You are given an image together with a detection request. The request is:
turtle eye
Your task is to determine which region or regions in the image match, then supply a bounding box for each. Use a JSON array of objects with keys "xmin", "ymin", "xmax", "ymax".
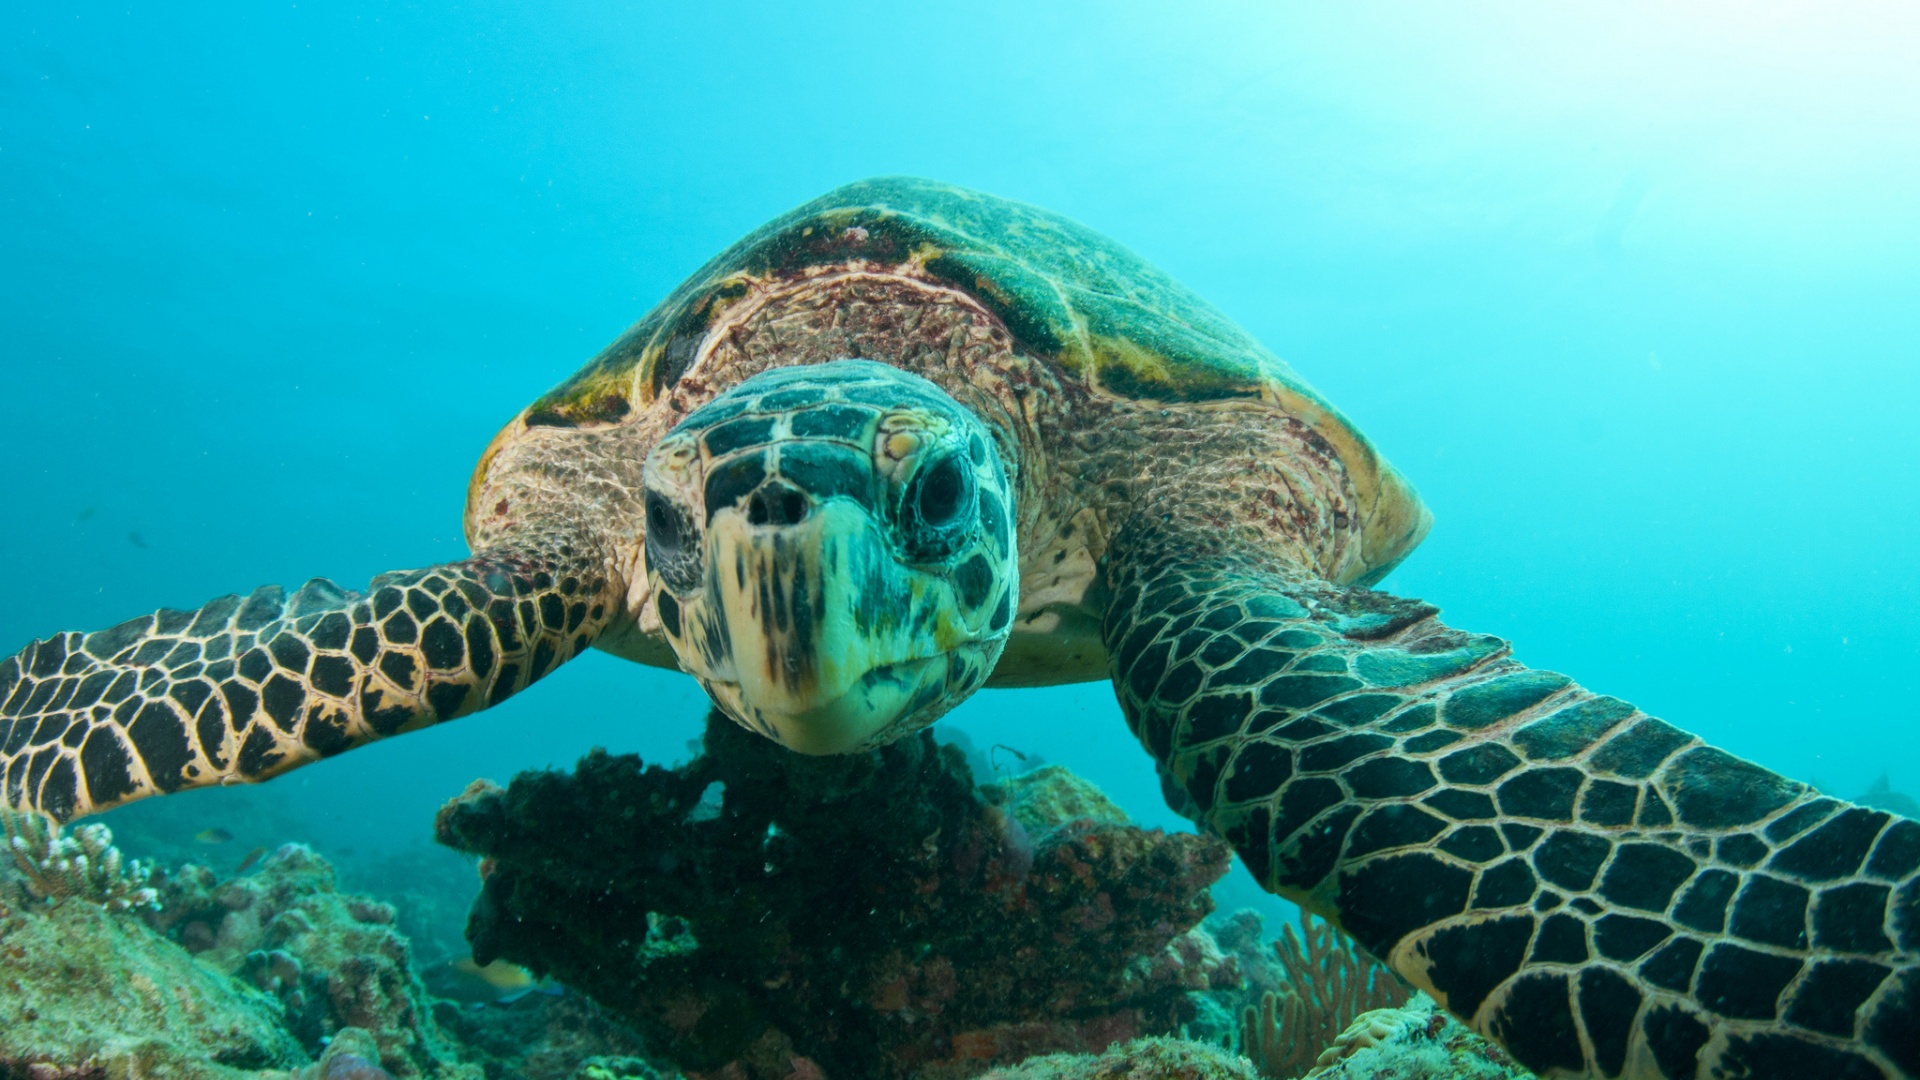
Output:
[
  {"xmin": 915, "ymin": 456, "xmax": 969, "ymax": 527},
  {"xmin": 646, "ymin": 492, "xmax": 683, "ymax": 554},
  {"xmin": 645, "ymin": 490, "xmax": 704, "ymax": 596},
  {"xmin": 899, "ymin": 453, "xmax": 975, "ymax": 562}
]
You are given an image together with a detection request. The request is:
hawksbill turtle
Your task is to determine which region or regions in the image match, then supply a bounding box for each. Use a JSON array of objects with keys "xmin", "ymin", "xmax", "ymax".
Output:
[{"xmin": 2, "ymin": 178, "xmax": 1914, "ymax": 1078}]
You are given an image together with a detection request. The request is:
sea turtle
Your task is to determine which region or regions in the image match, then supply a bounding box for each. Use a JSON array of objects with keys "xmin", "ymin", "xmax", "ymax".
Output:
[{"xmin": 2, "ymin": 178, "xmax": 1913, "ymax": 1078}]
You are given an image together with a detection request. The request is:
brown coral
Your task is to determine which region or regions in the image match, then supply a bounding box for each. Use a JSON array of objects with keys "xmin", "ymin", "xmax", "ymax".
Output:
[
  {"xmin": 435, "ymin": 709, "xmax": 1236, "ymax": 1079},
  {"xmin": 1235, "ymin": 911, "xmax": 1411, "ymax": 1080}
]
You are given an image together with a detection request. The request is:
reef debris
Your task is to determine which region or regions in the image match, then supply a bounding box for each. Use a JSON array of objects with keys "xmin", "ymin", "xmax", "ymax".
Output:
[
  {"xmin": 1230, "ymin": 911, "xmax": 1411, "ymax": 1079},
  {"xmin": 4, "ymin": 805, "xmax": 160, "ymax": 914},
  {"xmin": 434, "ymin": 710, "xmax": 1236, "ymax": 1079}
]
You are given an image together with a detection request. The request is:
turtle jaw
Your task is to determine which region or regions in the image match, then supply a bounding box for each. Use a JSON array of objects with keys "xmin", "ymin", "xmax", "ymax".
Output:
[
  {"xmin": 703, "ymin": 648, "xmax": 998, "ymax": 756},
  {"xmin": 671, "ymin": 501, "xmax": 1007, "ymax": 754}
]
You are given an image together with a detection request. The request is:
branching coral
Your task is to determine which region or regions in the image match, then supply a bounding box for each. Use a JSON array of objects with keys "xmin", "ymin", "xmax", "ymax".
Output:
[
  {"xmin": 2, "ymin": 805, "xmax": 159, "ymax": 913},
  {"xmin": 1235, "ymin": 910, "xmax": 1411, "ymax": 1080},
  {"xmin": 435, "ymin": 709, "xmax": 1235, "ymax": 1080}
]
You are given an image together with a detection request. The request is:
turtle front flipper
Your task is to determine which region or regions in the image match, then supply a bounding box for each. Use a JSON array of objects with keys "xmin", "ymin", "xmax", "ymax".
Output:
[
  {"xmin": 1103, "ymin": 551, "xmax": 1917, "ymax": 1079},
  {"xmin": 1, "ymin": 546, "xmax": 617, "ymax": 821}
]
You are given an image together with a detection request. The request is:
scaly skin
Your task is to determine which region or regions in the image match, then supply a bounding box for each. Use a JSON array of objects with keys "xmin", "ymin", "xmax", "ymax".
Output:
[
  {"xmin": 1102, "ymin": 536, "xmax": 1919, "ymax": 1078},
  {"xmin": 1, "ymin": 542, "xmax": 616, "ymax": 820}
]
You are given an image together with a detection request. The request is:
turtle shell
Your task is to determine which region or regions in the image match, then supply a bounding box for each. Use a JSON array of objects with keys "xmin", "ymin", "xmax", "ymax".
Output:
[{"xmin": 521, "ymin": 177, "xmax": 1428, "ymax": 582}]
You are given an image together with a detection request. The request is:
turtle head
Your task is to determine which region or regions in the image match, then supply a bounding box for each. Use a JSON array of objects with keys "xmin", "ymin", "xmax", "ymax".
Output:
[{"xmin": 641, "ymin": 360, "xmax": 1017, "ymax": 754}]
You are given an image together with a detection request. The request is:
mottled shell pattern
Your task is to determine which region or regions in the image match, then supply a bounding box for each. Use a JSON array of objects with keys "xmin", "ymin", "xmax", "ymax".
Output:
[{"xmin": 482, "ymin": 177, "xmax": 1429, "ymax": 590}]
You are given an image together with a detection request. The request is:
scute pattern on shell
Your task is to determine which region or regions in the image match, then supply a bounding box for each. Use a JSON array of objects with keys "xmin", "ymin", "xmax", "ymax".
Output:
[
  {"xmin": 529, "ymin": 177, "xmax": 1293, "ymax": 423},
  {"xmin": 517, "ymin": 175, "xmax": 1427, "ymax": 591}
]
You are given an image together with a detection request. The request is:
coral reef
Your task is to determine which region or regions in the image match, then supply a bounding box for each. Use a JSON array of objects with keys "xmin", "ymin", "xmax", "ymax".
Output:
[
  {"xmin": 3, "ymin": 803, "xmax": 672, "ymax": 1080},
  {"xmin": 978, "ymin": 1037, "xmax": 1259, "ymax": 1080},
  {"xmin": 432, "ymin": 993, "xmax": 672, "ymax": 1080},
  {"xmin": 1295, "ymin": 996, "xmax": 1533, "ymax": 1080},
  {"xmin": 0, "ymin": 812, "xmax": 308, "ymax": 1078},
  {"xmin": 300, "ymin": 1029, "xmax": 399, "ymax": 1080},
  {"xmin": 434, "ymin": 709, "xmax": 1236, "ymax": 1079},
  {"xmin": 153, "ymin": 843, "xmax": 481, "ymax": 1079},
  {"xmin": 1229, "ymin": 911, "xmax": 1411, "ymax": 1079},
  {"xmin": 20, "ymin": 716, "xmax": 1485, "ymax": 1080},
  {"xmin": 4, "ymin": 806, "xmax": 160, "ymax": 914},
  {"xmin": 342, "ymin": 843, "xmax": 491, "ymax": 970}
]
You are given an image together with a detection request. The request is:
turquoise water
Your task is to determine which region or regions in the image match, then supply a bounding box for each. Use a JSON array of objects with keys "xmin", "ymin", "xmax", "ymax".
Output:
[{"xmin": 5, "ymin": 0, "xmax": 1918, "ymax": 939}]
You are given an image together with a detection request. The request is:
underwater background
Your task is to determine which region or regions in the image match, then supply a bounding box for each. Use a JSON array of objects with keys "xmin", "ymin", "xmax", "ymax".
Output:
[{"xmin": 3, "ymin": 0, "xmax": 1918, "ymax": 985}]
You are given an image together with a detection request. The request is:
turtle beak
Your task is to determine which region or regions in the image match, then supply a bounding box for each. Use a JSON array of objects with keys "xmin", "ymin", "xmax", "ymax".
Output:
[{"xmin": 688, "ymin": 495, "xmax": 994, "ymax": 754}]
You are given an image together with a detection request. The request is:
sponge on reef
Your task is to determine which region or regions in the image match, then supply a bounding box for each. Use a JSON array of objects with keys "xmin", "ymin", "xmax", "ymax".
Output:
[{"xmin": 435, "ymin": 710, "xmax": 1237, "ymax": 1080}]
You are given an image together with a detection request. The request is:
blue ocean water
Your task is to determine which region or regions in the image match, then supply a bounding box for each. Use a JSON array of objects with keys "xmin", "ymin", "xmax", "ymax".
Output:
[{"xmin": 3, "ymin": 0, "xmax": 1916, "ymax": 921}]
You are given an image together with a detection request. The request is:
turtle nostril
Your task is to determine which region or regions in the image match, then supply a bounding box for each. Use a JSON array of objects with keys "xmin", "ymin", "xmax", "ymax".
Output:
[{"xmin": 746, "ymin": 480, "xmax": 811, "ymax": 527}]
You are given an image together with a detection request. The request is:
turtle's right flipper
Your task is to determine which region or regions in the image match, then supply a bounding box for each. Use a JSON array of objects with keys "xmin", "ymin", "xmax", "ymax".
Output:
[
  {"xmin": 1, "ymin": 549, "xmax": 616, "ymax": 821},
  {"xmin": 1102, "ymin": 552, "xmax": 1919, "ymax": 1080}
]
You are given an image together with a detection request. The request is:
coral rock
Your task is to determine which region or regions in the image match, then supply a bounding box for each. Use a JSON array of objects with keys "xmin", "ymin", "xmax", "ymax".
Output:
[
  {"xmin": 0, "ymin": 843, "xmax": 306, "ymax": 1079},
  {"xmin": 157, "ymin": 844, "xmax": 479, "ymax": 1079},
  {"xmin": 435, "ymin": 711, "xmax": 1235, "ymax": 1079},
  {"xmin": 976, "ymin": 1036, "xmax": 1260, "ymax": 1079},
  {"xmin": 1301, "ymin": 996, "xmax": 1534, "ymax": 1080}
]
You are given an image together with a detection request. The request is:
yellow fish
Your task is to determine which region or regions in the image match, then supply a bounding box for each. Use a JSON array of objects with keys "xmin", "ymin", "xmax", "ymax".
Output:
[
  {"xmin": 193, "ymin": 827, "xmax": 234, "ymax": 844},
  {"xmin": 421, "ymin": 957, "xmax": 544, "ymax": 1006}
]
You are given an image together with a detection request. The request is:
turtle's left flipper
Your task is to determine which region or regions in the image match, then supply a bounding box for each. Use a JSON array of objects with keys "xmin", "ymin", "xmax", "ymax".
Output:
[
  {"xmin": 1103, "ymin": 553, "xmax": 1918, "ymax": 1080},
  {"xmin": 1, "ymin": 547, "xmax": 617, "ymax": 821}
]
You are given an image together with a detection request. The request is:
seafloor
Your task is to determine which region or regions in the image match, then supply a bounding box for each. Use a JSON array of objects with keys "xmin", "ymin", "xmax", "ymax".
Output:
[{"xmin": 1, "ymin": 709, "xmax": 1534, "ymax": 1080}]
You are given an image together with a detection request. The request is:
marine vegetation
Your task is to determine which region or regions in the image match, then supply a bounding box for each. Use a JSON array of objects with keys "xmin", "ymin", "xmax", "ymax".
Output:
[
  {"xmin": 1232, "ymin": 911, "xmax": 1412, "ymax": 1079},
  {"xmin": 433, "ymin": 710, "xmax": 1237, "ymax": 1079},
  {"xmin": 6, "ymin": 177, "xmax": 1915, "ymax": 1076}
]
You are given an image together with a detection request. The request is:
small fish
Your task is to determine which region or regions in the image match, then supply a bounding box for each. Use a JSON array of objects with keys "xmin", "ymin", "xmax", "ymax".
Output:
[
  {"xmin": 76, "ymin": 506, "xmax": 97, "ymax": 522},
  {"xmin": 127, "ymin": 531, "xmax": 149, "ymax": 549},
  {"xmin": 422, "ymin": 957, "xmax": 546, "ymax": 1005},
  {"xmin": 194, "ymin": 827, "xmax": 235, "ymax": 844},
  {"xmin": 236, "ymin": 845, "xmax": 269, "ymax": 874}
]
